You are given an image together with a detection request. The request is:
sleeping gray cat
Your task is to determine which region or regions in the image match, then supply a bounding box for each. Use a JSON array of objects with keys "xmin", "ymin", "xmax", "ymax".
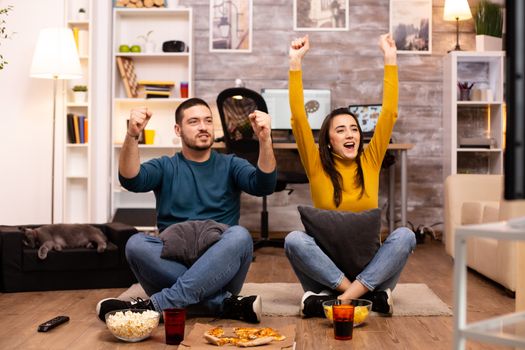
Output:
[{"xmin": 23, "ymin": 224, "xmax": 108, "ymax": 259}]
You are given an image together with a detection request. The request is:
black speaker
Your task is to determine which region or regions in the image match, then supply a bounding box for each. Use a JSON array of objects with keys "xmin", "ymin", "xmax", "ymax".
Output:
[{"xmin": 162, "ymin": 40, "xmax": 186, "ymax": 52}]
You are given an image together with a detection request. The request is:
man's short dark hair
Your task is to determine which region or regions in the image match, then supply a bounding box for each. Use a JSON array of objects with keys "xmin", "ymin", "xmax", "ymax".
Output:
[{"xmin": 175, "ymin": 98, "xmax": 211, "ymax": 125}]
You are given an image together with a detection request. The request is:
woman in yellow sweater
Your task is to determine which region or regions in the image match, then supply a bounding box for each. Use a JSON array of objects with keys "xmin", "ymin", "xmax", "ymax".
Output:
[{"xmin": 285, "ymin": 34, "xmax": 416, "ymax": 317}]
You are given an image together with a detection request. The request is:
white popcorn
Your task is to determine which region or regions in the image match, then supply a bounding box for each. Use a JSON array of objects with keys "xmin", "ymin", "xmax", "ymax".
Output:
[{"xmin": 106, "ymin": 310, "xmax": 160, "ymax": 340}]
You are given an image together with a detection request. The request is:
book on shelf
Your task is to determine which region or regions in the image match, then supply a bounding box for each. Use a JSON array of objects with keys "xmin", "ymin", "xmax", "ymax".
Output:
[
  {"xmin": 84, "ymin": 118, "xmax": 88, "ymax": 143},
  {"xmin": 137, "ymin": 80, "xmax": 175, "ymax": 86},
  {"xmin": 145, "ymin": 90, "xmax": 171, "ymax": 99},
  {"xmin": 67, "ymin": 114, "xmax": 76, "ymax": 143},
  {"xmin": 143, "ymin": 85, "xmax": 171, "ymax": 92},
  {"xmin": 67, "ymin": 114, "xmax": 88, "ymax": 144},
  {"xmin": 138, "ymin": 80, "xmax": 174, "ymax": 98},
  {"xmin": 78, "ymin": 115, "xmax": 86, "ymax": 143},
  {"xmin": 73, "ymin": 114, "xmax": 80, "ymax": 143}
]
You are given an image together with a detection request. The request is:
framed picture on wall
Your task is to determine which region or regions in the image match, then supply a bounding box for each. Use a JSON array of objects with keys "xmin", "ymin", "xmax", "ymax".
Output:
[
  {"xmin": 389, "ymin": 0, "xmax": 432, "ymax": 54},
  {"xmin": 209, "ymin": 0, "xmax": 252, "ymax": 52},
  {"xmin": 294, "ymin": 0, "xmax": 349, "ymax": 31}
]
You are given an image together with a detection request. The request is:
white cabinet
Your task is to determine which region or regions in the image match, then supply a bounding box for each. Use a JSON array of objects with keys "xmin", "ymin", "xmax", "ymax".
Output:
[
  {"xmin": 111, "ymin": 7, "xmax": 194, "ymax": 219},
  {"xmin": 443, "ymin": 51, "xmax": 505, "ymax": 180},
  {"xmin": 62, "ymin": 0, "xmax": 92, "ymax": 223}
]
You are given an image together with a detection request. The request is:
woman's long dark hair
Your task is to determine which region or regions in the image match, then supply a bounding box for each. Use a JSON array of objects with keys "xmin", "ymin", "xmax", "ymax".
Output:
[{"xmin": 318, "ymin": 108, "xmax": 365, "ymax": 207}]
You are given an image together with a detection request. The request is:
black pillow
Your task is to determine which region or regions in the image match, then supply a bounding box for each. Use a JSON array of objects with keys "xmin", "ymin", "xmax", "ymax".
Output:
[{"xmin": 297, "ymin": 206, "xmax": 381, "ymax": 281}]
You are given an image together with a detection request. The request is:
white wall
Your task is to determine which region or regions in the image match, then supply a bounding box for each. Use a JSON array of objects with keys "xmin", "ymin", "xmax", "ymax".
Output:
[{"xmin": 0, "ymin": 1, "xmax": 64, "ymax": 225}]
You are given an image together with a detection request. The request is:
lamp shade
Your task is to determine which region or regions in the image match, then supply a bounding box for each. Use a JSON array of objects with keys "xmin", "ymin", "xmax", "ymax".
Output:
[
  {"xmin": 443, "ymin": 0, "xmax": 472, "ymax": 21},
  {"xmin": 30, "ymin": 27, "xmax": 82, "ymax": 80}
]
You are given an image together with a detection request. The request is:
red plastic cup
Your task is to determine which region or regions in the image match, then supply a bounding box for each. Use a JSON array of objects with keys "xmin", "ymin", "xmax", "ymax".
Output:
[
  {"xmin": 333, "ymin": 301, "xmax": 354, "ymax": 340},
  {"xmin": 163, "ymin": 308, "xmax": 186, "ymax": 345}
]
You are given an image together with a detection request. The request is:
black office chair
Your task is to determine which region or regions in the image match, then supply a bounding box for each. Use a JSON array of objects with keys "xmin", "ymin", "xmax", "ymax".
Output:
[{"xmin": 216, "ymin": 87, "xmax": 307, "ymax": 249}]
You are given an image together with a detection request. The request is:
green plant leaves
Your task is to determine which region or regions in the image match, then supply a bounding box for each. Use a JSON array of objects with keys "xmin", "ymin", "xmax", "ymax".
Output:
[
  {"xmin": 474, "ymin": 0, "xmax": 503, "ymax": 37},
  {"xmin": 0, "ymin": 5, "xmax": 14, "ymax": 70}
]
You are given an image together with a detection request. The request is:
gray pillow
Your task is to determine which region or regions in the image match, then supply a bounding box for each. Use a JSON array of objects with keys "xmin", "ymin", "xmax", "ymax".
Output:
[
  {"xmin": 297, "ymin": 206, "xmax": 381, "ymax": 281},
  {"xmin": 160, "ymin": 220, "xmax": 229, "ymax": 266}
]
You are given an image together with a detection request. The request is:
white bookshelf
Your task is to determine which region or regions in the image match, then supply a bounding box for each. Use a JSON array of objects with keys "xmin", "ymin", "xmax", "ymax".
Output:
[
  {"xmin": 443, "ymin": 51, "xmax": 505, "ymax": 180},
  {"xmin": 62, "ymin": 0, "xmax": 92, "ymax": 223},
  {"xmin": 111, "ymin": 7, "xmax": 194, "ymax": 218}
]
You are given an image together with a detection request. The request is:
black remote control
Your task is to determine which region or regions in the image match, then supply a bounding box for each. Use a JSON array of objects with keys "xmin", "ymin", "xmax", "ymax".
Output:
[{"xmin": 37, "ymin": 316, "xmax": 70, "ymax": 332}]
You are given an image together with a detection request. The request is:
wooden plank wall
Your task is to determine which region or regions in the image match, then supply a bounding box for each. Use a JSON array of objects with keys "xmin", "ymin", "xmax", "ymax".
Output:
[{"xmin": 179, "ymin": 0, "xmax": 490, "ymax": 234}]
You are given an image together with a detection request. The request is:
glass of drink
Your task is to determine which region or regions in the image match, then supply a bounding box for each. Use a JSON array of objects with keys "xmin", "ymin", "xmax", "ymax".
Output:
[
  {"xmin": 332, "ymin": 300, "xmax": 354, "ymax": 340},
  {"xmin": 163, "ymin": 308, "xmax": 186, "ymax": 345}
]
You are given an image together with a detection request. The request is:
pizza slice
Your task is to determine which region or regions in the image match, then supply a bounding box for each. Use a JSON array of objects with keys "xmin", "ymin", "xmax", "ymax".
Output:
[
  {"xmin": 236, "ymin": 336, "xmax": 274, "ymax": 347},
  {"xmin": 204, "ymin": 326, "xmax": 286, "ymax": 347},
  {"xmin": 204, "ymin": 327, "xmax": 238, "ymax": 346},
  {"xmin": 234, "ymin": 327, "xmax": 286, "ymax": 341}
]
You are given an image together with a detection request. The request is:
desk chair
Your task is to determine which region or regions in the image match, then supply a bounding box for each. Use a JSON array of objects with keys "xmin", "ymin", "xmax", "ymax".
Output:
[{"xmin": 216, "ymin": 87, "xmax": 307, "ymax": 249}]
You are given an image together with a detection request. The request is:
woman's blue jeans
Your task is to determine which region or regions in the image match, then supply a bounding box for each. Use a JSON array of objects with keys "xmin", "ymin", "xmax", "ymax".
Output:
[
  {"xmin": 284, "ymin": 227, "xmax": 416, "ymax": 293},
  {"xmin": 125, "ymin": 225, "xmax": 253, "ymax": 315}
]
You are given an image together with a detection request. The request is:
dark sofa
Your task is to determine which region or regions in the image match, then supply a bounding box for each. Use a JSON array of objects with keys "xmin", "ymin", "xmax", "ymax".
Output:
[{"xmin": 0, "ymin": 222, "xmax": 138, "ymax": 292}]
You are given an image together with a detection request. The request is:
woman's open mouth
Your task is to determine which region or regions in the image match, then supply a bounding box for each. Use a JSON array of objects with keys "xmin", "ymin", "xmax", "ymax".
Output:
[{"xmin": 344, "ymin": 141, "xmax": 355, "ymax": 150}]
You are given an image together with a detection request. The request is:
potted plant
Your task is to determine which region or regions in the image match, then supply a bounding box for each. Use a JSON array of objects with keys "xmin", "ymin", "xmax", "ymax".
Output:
[
  {"xmin": 474, "ymin": 0, "xmax": 503, "ymax": 51},
  {"xmin": 137, "ymin": 30, "xmax": 155, "ymax": 53},
  {"xmin": 0, "ymin": 5, "xmax": 14, "ymax": 71},
  {"xmin": 72, "ymin": 85, "xmax": 88, "ymax": 103}
]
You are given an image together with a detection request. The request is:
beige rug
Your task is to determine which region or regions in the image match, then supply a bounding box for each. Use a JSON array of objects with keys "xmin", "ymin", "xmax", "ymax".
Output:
[{"xmin": 118, "ymin": 282, "xmax": 452, "ymax": 317}]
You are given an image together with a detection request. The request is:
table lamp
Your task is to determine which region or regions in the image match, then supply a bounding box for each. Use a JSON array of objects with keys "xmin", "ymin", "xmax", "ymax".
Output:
[
  {"xmin": 443, "ymin": 0, "xmax": 473, "ymax": 51},
  {"xmin": 30, "ymin": 27, "xmax": 82, "ymax": 223}
]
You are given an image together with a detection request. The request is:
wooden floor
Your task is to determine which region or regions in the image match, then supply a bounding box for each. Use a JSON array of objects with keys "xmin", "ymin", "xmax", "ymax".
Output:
[{"xmin": 0, "ymin": 240, "xmax": 516, "ymax": 349}]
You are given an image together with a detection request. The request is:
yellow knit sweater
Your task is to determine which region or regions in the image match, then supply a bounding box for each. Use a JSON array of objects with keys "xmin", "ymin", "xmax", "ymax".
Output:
[{"xmin": 288, "ymin": 65, "xmax": 398, "ymax": 211}]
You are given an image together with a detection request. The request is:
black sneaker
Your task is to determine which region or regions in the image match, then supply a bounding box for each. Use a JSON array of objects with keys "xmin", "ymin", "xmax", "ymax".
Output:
[
  {"xmin": 301, "ymin": 291, "xmax": 333, "ymax": 318},
  {"xmin": 362, "ymin": 288, "xmax": 393, "ymax": 316},
  {"xmin": 222, "ymin": 295, "xmax": 262, "ymax": 323},
  {"xmin": 96, "ymin": 297, "xmax": 156, "ymax": 322}
]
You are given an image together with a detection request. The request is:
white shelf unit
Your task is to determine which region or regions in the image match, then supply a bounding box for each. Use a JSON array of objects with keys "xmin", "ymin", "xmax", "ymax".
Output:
[
  {"xmin": 443, "ymin": 51, "xmax": 505, "ymax": 180},
  {"xmin": 111, "ymin": 7, "xmax": 194, "ymax": 218},
  {"xmin": 62, "ymin": 0, "xmax": 92, "ymax": 223}
]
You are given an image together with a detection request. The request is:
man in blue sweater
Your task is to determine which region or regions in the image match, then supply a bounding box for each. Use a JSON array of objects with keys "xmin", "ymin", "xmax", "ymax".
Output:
[{"xmin": 97, "ymin": 98, "xmax": 277, "ymax": 323}]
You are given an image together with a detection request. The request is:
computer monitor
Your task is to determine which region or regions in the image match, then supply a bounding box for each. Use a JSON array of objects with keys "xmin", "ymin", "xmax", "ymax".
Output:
[
  {"xmin": 261, "ymin": 88, "xmax": 331, "ymax": 130},
  {"xmin": 348, "ymin": 104, "xmax": 382, "ymax": 139}
]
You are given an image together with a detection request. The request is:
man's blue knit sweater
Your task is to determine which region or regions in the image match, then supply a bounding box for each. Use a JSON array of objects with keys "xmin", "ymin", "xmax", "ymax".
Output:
[{"xmin": 119, "ymin": 150, "xmax": 277, "ymax": 232}]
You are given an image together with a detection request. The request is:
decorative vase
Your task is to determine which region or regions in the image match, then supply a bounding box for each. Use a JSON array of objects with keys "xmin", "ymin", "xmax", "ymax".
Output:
[
  {"xmin": 74, "ymin": 91, "xmax": 87, "ymax": 104},
  {"xmin": 145, "ymin": 41, "xmax": 156, "ymax": 53},
  {"xmin": 475, "ymin": 35, "xmax": 502, "ymax": 51},
  {"xmin": 459, "ymin": 89, "xmax": 471, "ymax": 101}
]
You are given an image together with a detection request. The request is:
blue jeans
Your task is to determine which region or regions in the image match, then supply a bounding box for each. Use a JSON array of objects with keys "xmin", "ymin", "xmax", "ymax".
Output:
[
  {"xmin": 284, "ymin": 227, "xmax": 416, "ymax": 293},
  {"xmin": 125, "ymin": 225, "xmax": 253, "ymax": 315}
]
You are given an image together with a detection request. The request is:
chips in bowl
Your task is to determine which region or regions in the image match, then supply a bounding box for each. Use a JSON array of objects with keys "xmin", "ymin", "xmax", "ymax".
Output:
[{"xmin": 322, "ymin": 299, "xmax": 372, "ymax": 327}]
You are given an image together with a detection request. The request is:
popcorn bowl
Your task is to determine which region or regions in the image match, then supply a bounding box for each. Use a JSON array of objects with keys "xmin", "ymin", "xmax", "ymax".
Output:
[
  {"xmin": 105, "ymin": 308, "xmax": 160, "ymax": 342},
  {"xmin": 322, "ymin": 299, "xmax": 372, "ymax": 327}
]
